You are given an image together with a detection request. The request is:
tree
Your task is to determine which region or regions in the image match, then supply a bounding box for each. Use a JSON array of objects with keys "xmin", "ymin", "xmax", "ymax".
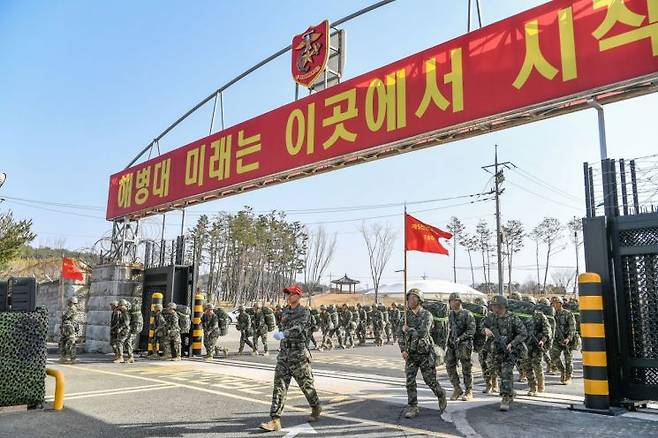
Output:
[
  {"xmin": 552, "ymin": 268, "xmax": 576, "ymax": 294},
  {"xmin": 567, "ymin": 217, "xmax": 582, "ymax": 293},
  {"xmin": 360, "ymin": 222, "xmax": 396, "ymax": 304},
  {"xmin": 475, "ymin": 220, "xmax": 493, "ymax": 292},
  {"xmin": 303, "ymin": 226, "xmax": 337, "ymax": 306},
  {"xmin": 459, "ymin": 233, "xmax": 479, "ymax": 287},
  {"xmin": 501, "ymin": 219, "xmax": 525, "ymax": 296},
  {"xmin": 0, "ymin": 212, "xmax": 36, "ymax": 269},
  {"xmin": 533, "ymin": 217, "xmax": 563, "ymax": 291},
  {"xmin": 446, "ymin": 217, "xmax": 465, "ymax": 283}
]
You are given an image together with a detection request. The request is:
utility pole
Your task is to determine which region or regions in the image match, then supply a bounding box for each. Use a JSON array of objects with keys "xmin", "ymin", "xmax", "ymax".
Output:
[{"xmin": 482, "ymin": 145, "xmax": 514, "ymax": 296}]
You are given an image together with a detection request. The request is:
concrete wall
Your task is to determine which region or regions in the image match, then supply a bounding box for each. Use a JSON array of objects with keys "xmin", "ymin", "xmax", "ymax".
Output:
[
  {"xmin": 36, "ymin": 279, "xmax": 88, "ymax": 342},
  {"xmin": 84, "ymin": 263, "xmax": 142, "ymax": 353}
]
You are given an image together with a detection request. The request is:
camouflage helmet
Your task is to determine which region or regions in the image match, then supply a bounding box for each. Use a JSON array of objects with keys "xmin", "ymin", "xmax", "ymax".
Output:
[
  {"xmin": 473, "ymin": 297, "xmax": 486, "ymax": 306},
  {"xmin": 448, "ymin": 292, "xmax": 462, "ymax": 302},
  {"xmin": 490, "ymin": 295, "xmax": 508, "ymax": 308},
  {"xmin": 330, "ymin": 304, "xmax": 336, "ymax": 311},
  {"xmin": 238, "ymin": 305, "xmax": 245, "ymax": 312},
  {"xmin": 406, "ymin": 288, "xmax": 424, "ymax": 303},
  {"xmin": 320, "ymin": 304, "xmax": 326, "ymax": 311},
  {"xmin": 390, "ymin": 302, "xmax": 397, "ymax": 307},
  {"xmin": 521, "ymin": 295, "xmax": 532, "ymax": 302},
  {"xmin": 342, "ymin": 303, "xmax": 348, "ymax": 308},
  {"xmin": 510, "ymin": 292, "xmax": 522, "ymax": 300},
  {"xmin": 253, "ymin": 302, "xmax": 261, "ymax": 309},
  {"xmin": 68, "ymin": 296, "xmax": 78, "ymax": 305},
  {"xmin": 204, "ymin": 303, "xmax": 214, "ymax": 310},
  {"xmin": 118, "ymin": 298, "xmax": 129, "ymax": 308},
  {"xmin": 538, "ymin": 297, "xmax": 550, "ymax": 306},
  {"xmin": 167, "ymin": 302, "xmax": 177, "ymax": 310},
  {"xmin": 525, "ymin": 296, "xmax": 537, "ymax": 304},
  {"xmin": 110, "ymin": 300, "xmax": 119, "ymax": 308},
  {"xmin": 551, "ymin": 296, "xmax": 564, "ymax": 304}
]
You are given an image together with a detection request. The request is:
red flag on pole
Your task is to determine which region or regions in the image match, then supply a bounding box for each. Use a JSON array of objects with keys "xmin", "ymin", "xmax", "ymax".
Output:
[
  {"xmin": 62, "ymin": 257, "xmax": 84, "ymax": 281},
  {"xmin": 405, "ymin": 214, "xmax": 452, "ymax": 255}
]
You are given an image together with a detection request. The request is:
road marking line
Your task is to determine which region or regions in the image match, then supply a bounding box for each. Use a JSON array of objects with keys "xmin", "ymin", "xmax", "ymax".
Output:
[
  {"xmin": 44, "ymin": 383, "xmax": 172, "ymax": 398},
  {"xmin": 63, "ymin": 364, "xmax": 460, "ymax": 438},
  {"xmin": 46, "ymin": 385, "xmax": 175, "ymax": 401}
]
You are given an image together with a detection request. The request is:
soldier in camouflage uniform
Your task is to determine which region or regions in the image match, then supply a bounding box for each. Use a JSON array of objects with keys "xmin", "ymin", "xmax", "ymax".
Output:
[
  {"xmin": 371, "ymin": 304, "xmax": 384, "ymax": 346},
  {"xmin": 479, "ymin": 303, "xmax": 498, "ymax": 394},
  {"xmin": 356, "ymin": 304, "xmax": 368, "ymax": 345},
  {"xmin": 306, "ymin": 308, "xmax": 319, "ymax": 350},
  {"xmin": 109, "ymin": 300, "xmax": 119, "ymax": 358},
  {"xmin": 252, "ymin": 303, "xmax": 269, "ymax": 356},
  {"xmin": 520, "ymin": 296, "xmax": 551, "ymax": 395},
  {"xmin": 327, "ymin": 305, "xmax": 341, "ymax": 349},
  {"xmin": 318, "ymin": 305, "xmax": 333, "ymax": 351},
  {"xmin": 398, "ymin": 288, "xmax": 448, "ymax": 419},
  {"xmin": 537, "ymin": 297, "xmax": 556, "ymax": 373},
  {"xmin": 550, "ymin": 296, "xmax": 578, "ymax": 385},
  {"xmin": 161, "ymin": 302, "xmax": 182, "ymax": 361},
  {"xmin": 236, "ymin": 305, "xmax": 255, "ymax": 355},
  {"xmin": 59, "ymin": 296, "xmax": 80, "ymax": 363},
  {"xmin": 379, "ymin": 304, "xmax": 391, "ymax": 344},
  {"xmin": 260, "ymin": 285, "xmax": 321, "ymax": 432},
  {"xmin": 201, "ymin": 303, "xmax": 227, "ymax": 359},
  {"xmin": 339, "ymin": 304, "xmax": 353, "ymax": 348},
  {"xmin": 274, "ymin": 304, "xmax": 283, "ymax": 330},
  {"xmin": 124, "ymin": 298, "xmax": 143, "ymax": 363},
  {"xmin": 446, "ymin": 292, "xmax": 476, "ymax": 401},
  {"xmin": 483, "ymin": 295, "xmax": 527, "ymax": 411},
  {"xmin": 111, "ymin": 299, "xmax": 131, "ymax": 363},
  {"xmin": 389, "ymin": 302, "xmax": 401, "ymax": 343}
]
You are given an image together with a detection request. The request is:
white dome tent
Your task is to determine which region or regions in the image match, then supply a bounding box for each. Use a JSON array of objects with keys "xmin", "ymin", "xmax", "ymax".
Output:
[{"xmin": 364, "ymin": 279, "xmax": 485, "ymax": 301}]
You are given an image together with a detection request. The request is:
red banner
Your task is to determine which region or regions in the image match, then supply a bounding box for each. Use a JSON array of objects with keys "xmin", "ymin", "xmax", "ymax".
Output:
[
  {"xmin": 405, "ymin": 214, "xmax": 452, "ymax": 255},
  {"xmin": 62, "ymin": 257, "xmax": 84, "ymax": 281},
  {"xmin": 107, "ymin": 0, "xmax": 658, "ymax": 220}
]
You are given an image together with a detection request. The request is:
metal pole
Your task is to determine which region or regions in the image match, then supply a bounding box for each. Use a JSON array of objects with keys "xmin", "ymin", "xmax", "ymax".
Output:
[
  {"xmin": 475, "ymin": 0, "xmax": 483, "ymax": 28},
  {"xmin": 295, "ymin": 84, "xmax": 299, "ymax": 101},
  {"xmin": 620, "ymin": 159, "xmax": 629, "ymax": 216},
  {"xmin": 219, "ymin": 91, "xmax": 225, "ymax": 130},
  {"xmin": 403, "ymin": 204, "xmax": 407, "ymax": 325},
  {"xmin": 125, "ymin": 0, "xmax": 397, "ymax": 169},
  {"xmin": 630, "ymin": 160, "xmax": 639, "ymax": 214},
  {"xmin": 588, "ymin": 99, "xmax": 608, "ymax": 161},
  {"xmin": 180, "ymin": 209, "xmax": 186, "ymax": 237},
  {"xmin": 573, "ymin": 216, "xmax": 579, "ymax": 294},
  {"xmin": 467, "ymin": 0, "xmax": 472, "ymax": 32},
  {"xmin": 494, "ymin": 145, "xmax": 504, "ymax": 296},
  {"xmin": 209, "ymin": 92, "xmax": 218, "ymax": 135},
  {"xmin": 583, "ymin": 162, "xmax": 592, "ymax": 218}
]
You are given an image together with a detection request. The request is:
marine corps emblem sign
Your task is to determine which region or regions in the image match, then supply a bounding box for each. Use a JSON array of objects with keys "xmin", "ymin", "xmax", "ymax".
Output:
[{"xmin": 291, "ymin": 20, "xmax": 330, "ymax": 88}]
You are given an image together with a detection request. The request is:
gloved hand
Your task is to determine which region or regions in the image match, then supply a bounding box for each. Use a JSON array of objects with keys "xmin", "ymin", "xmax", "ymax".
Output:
[{"xmin": 273, "ymin": 332, "xmax": 285, "ymax": 341}]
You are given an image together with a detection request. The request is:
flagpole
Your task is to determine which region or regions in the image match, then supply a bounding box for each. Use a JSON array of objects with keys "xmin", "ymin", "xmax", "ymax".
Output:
[{"xmin": 402, "ymin": 202, "xmax": 407, "ymax": 325}]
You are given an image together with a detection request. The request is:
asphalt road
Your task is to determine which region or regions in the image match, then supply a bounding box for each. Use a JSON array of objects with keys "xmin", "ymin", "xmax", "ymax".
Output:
[{"xmin": 2, "ymin": 331, "xmax": 658, "ymax": 437}]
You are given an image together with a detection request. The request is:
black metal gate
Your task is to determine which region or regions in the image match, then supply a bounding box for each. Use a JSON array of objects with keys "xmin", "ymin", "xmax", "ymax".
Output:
[{"xmin": 583, "ymin": 156, "xmax": 658, "ymax": 404}]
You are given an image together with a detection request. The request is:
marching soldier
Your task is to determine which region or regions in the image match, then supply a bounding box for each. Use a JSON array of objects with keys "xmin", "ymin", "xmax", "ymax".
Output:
[
  {"xmin": 446, "ymin": 292, "xmax": 476, "ymax": 401},
  {"xmin": 274, "ymin": 304, "xmax": 283, "ymax": 330},
  {"xmin": 125, "ymin": 298, "xmax": 143, "ymax": 363},
  {"xmin": 318, "ymin": 305, "xmax": 333, "ymax": 351},
  {"xmin": 327, "ymin": 305, "xmax": 341, "ymax": 348},
  {"xmin": 339, "ymin": 304, "xmax": 353, "ymax": 348},
  {"xmin": 550, "ymin": 296, "xmax": 578, "ymax": 385},
  {"xmin": 389, "ymin": 302, "xmax": 401, "ymax": 343},
  {"xmin": 371, "ymin": 304, "xmax": 384, "ymax": 346},
  {"xmin": 381, "ymin": 304, "xmax": 392, "ymax": 344},
  {"xmin": 151, "ymin": 303, "xmax": 165, "ymax": 359},
  {"xmin": 356, "ymin": 303, "xmax": 368, "ymax": 345},
  {"xmin": 398, "ymin": 288, "xmax": 448, "ymax": 419},
  {"xmin": 111, "ymin": 299, "xmax": 131, "ymax": 363},
  {"xmin": 483, "ymin": 295, "xmax": 527, "ymax": 412},
  {"xmin": 537, "ymin": 297, "xmax": 556, "ymax": 373},
  {"xmin": 260, "ymin": 285, "xmax": 321, "ymax": 432},
  {"xmin": 59, "ymin": 296, "xmax": 80, "ymax": 364},
  {"xmin": 252, "ymin": 303, "xmax": 269, "ymax": 356},
  {"xmin": 521, "ymin": 297, "xmax": 551, "ymax": 395},
  {"xmin": 236, "ymin": 305, "xmax": 255, "ymax": 355},
  {"xmin": 306, "ymin": 308, "xmax": 319, "ymax": 350},
  {"xmin": 162, "ymin": 302, "xmax": 182, "ymax": 361},
  {"xmin": 109, "ymin": 300, "xmax": 119, "ymax": 358},
  {"xmin": 480, "ymin": 303, "xmax": 498, "ymax": 394},
  {"xmin": 201, "ymin": 303, "xmax": 227, "ymax": 359}
]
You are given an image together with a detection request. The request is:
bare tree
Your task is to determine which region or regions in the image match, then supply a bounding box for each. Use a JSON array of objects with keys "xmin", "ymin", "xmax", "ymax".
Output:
[
  {"xmin": 447, "ymin": 217, "xmax": 465, "ymax": 283},
  {"xmin": 360, "ymin": 222, "xmax": 396, "ymax": 304},
  {"xmin": 533, "ymin": 217, "xmax": 563, "ymax": 291},
  {"xmin": 501, "ymin": 219, "xmax": 525, "ymax": 296},
  {"xmin": 459, "ymin": 233, "xmax": 479, "ymax": 287},
  {"xmin": 552, "ymin": 268, "xmax": 577, "ymax": 294},
  {"xmin": 303, "ymin": 226, "xmax": 337, "ymax": 306},
  {"xmin": 475, "ymin": 220, "xmax": 492, "ymax": 292}
]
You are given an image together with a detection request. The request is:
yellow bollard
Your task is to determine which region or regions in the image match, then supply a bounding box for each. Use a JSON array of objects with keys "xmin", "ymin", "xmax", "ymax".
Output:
[{"xmin": 46, "ymin": 368, "xmax": 65, "ymax": 411}]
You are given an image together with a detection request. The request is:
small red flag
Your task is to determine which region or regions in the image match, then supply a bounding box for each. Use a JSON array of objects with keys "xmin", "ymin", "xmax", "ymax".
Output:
[
  {"xmin": 405, "ymin": 214, "xmax": 453, "ymax": 255},
  {"xmin": 62, "ymin": 257, "xmax": 84, "ymax": 281}
]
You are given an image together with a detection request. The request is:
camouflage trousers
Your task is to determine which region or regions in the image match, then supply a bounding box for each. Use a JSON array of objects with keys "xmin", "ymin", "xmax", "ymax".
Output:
[
  {"xmin": 329, "ymin": 328, "xmax": 342, "ymax": 347},
  {"xmin": 373, "ymin": 325, "xmax": 384, "ymax": 346},
  {"xmin": 341, "ymin": 326, "xmax": 354, "ymax": 347},
  {"xmin": 522, "ymin": 346, "xmax": 545, "ymax": 390},
  {"xmin": 123, "ymin": 333, "xmax": 137, "ymax": 358},
  {"xmin": 478, "ymin": 344, "xmax": 491, "ymax": 379},
  {"xmin": 391, "ymin": 322, "xmax": 399, "ymax": 342},
  {"xmin": 59, "ymin": 335, "xmax": 76, "ymax": 361},
  {"xmin": 446, "ymin": 341, "xmax": 473, "ymax": 390},
  {"xmin": 549, "ymin": 343, "xmax": 573, "ymax": 377},
  {"xmin": 111, "ymin": 330, "xmax": 129, "ymax": 357},
  {"xmin": 270, "ymin": 348, "xmax": 320, "ymax": 417},
  {"xmin": 405, "ymin": 351, "xmax": 446, "ymax": 406},
  {"xmin": 239, "ymin": 331, "xmax": 254, "ymax": 352},
  {"xmin": 163, "ymin": 332, "xmax": 181, "ymax": 358},
  {"xmin": 320, "ymin": 327, "xmax": 333, "ymax": 349},
  {"xmin": 384, "ymin": 324, "xmax": 392, "ymax": 343},
  {"xmin": 356, "ymin": 323, "xmax": 367, "ymax": 344},
  {"xmin": 253, "ymin": 331, "xmax": 268, "ymax": 352},
  {"xmin": 487, "ymin": 351, "xmax": 516, "ymax": 397},
  {"xmin": 204, "ymin": 332, "xmax": 219, "ymax": 357},
  {"xmin": 306, "ymin": 329, "xmax": 317, "ymax": 349}
]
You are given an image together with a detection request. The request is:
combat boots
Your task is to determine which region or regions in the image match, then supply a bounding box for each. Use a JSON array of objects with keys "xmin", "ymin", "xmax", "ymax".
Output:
[
  {"xmin": 499, "ymin": 395, "xmax": 511, "ymax": 411},
  {"xmin": 404, "ymin": 405, "xmax": 419, "ymax": 418},
  {"xmin": 482, "ymin": 376, "xmax": 493, "ymax": 393},
  {"xmin": 438, "ymin": 392, "xmax": 448, "ymax": 413},
  {"xmin": 537, "ymin": 376, "xmax": 545, "ymax": 393},
  {"xmin": 450, "ymin": 386, "xmax": 464, "ymax": 401},
  {"xmin": 113, "ymin": 356, "xmax": 124, "ymax": 364},
  {"xmin": 462, "ymin": 389, "xmax": 473, "ymax": 401},
  {"xmin": 259, "ymin": 416, "xmax": 281, "ymax": 432},
  {"xmin": 127, "ymin": 356, "xmax": 135, "ymax": 364},
  {"xmin": 527, "ymin": 385, "xmax": 537, "ymax": 396},
  {"xmin": 562, "ymin": 374, "xmax": 573, "ymax": 385},
  {"xmin": 309, "ymin": 404, "xmax": 322, "ymax": 422}
]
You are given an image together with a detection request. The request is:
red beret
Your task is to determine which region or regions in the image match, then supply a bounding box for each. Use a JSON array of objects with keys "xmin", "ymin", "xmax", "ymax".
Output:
[{"xmin": 283, "ymin": 284, "xmax": 303, "ymax": 296}]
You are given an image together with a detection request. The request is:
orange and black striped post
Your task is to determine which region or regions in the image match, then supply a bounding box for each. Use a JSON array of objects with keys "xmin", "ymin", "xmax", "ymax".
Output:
[
  {"xmin": 148, "ymin": 292, "xmax": 163, "ymax": 355},
  {"xmin": 192, "ymin": 293, "xmax": 205, "ymax": 356},
  {"xmin": 578, "ymin": 273, "xmax": 609, "ymax": 410}
]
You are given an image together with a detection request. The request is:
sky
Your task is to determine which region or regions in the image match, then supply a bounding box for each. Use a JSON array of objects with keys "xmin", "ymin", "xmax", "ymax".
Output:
[{"xmin": 1, "ymin": 0, "xmax": 657, "ymax": 290}]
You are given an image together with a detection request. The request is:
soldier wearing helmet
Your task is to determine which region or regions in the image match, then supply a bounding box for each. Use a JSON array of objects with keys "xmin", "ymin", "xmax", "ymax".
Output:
[
  {"xmin": 550, "ymin": 296, "xmax": 578, "ymax": 385},
  {"xmin": 370, "ymin": 301, "xmax": 385, "ymax": 347},
  {"xmin": 236, "ymin": 304, "xmax": 255, "ymax": 355},
  {"xmin": 252, "ymin": 302, "xmax": 269, "ymax": 356},
  {"xmin": 338, "ymin": 303, "xmax": 353, "ymax": 348},
  {"xmin": 260, "ymin": 285, "xmax": 321, "ymax": 432},
  {"xmin": 482, "ymin": 295, "xmax": 527, "ymax": 412},
  {"xmin": 318, "ymin": 304, "xmax": 333, "ymax": 351},
  {"xmin": 125, "ymin": 298, "xmax": 143, "ymax": 363},
  {"xmin": 160, "ymin": 302, "xmax": 182, "ymax": 361},
  {"xmin": 519, "ymin": 295, "xmax": 551, "ymax": 396},
  {"xmin": 59, "ymin": 295, "xmax": 80, "ymax": 364},
  {"xmin": 510, "ymin": 292, "xmax": 522, "ymax": 301},
  {"xmin": 398, "ymin": 288, "xmax": 447, "ymax": 419},
  {"xmin": 111, "ymin": 298, "xmax": 131, "ymax": 364},
  {"xmin": 356, "ymin": 303, "xmax": 368, "ymax": 345},
  {"xmin": 446, "ymin": 292, "xmax": 476, "ymax": 401},
  {"xmin": 388, "ymin": 302, "xmax": 401, "ymax": 344}
]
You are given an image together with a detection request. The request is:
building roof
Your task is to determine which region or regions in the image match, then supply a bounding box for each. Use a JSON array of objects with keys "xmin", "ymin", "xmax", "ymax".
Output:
[
  {"xmin": 331, "ymin": 274, "xmax": 360, "ymax": 285},
  {"xmin": 364, "ymin": 279, "xmax": 485, "ymax": 299}
]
